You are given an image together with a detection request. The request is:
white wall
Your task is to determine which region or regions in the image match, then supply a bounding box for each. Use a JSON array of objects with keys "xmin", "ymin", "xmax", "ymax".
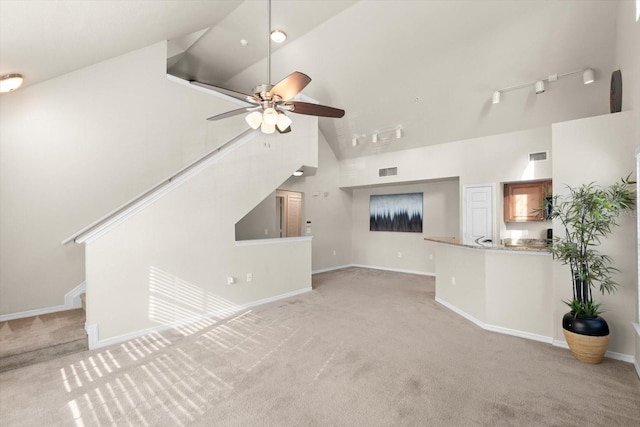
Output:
[
  {"xmin": 280, "ymin": 132, "xmax": 353, "ymax": 272},
  {"xmin": 340, "ymin": 126, "xmax": 552, "ymax": 269},
  {"xmin": 85, "ymin": 110, "xmax": 318, "ymax": 344},
  {"xmin": 552, "ymin": 111, "xmax": 637, "ymax": 356},
  {"xmin": 235, "ymin": 191, "xmax": 278, "ymax": 241},
  {"xmin": 613, "ymin": 0, "xmax": 640, "ymax": 374},
  {"xmin": 351, "ymin": 180, "xmax": 459, "ymax": 274},
  {"xmin": 0, "ymin": 42, "xmax": 243, "ymax": 315},
  {"xmin": 435, "ymin": 243, "xmax": 553, "ymax": 340}
]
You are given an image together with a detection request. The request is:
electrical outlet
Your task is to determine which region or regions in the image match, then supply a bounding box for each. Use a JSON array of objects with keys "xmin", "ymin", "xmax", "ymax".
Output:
[
  {"xmin": 397, "ymin": 252, "xmax": 402, "ymax": 258},
  {"xmin": 264, "ymin": 228, "xmax": 269, "ymax": 235},
  {"xmin": 333, "ymin": 250, "xmax": 336, "ymax": 256},
  {"xmin": 429, "ymin": 254, "xmax": 433, "ymax": 260},
  {"xmin": 451, "ymin": 276, "xmax": 456, "ymax": 285},
  {"xmin": 247, "ymin": 273, "xmax": 253, "ymax": 282}
]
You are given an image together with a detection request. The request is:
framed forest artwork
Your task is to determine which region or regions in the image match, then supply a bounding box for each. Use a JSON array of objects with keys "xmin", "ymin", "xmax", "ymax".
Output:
[{"xmin": 369, "ymin": 193, "xmax": 423, "ymax": 232}]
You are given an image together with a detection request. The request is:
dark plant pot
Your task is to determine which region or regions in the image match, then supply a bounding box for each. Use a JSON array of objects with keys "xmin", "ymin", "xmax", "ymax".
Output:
[
  {"xmin": 562, "ymin": 312, "xmax": 610, "ymax": 364},
  {"xmin": 562, "ymin": 312, "xmax": 609, "ymax": 337}
]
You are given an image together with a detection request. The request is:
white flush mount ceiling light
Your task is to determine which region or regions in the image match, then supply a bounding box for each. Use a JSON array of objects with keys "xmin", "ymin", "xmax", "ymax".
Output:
[
  {"xmin": 270, "ymin": 29, "xmax": 287, "ymax": 43},
  {"xmin": 492, "ymin": 67, "xmax": 594, "ymax": 104},
  {"xmin": 0, "ymin": 73, "xmax": 24, "ymax": 93}
]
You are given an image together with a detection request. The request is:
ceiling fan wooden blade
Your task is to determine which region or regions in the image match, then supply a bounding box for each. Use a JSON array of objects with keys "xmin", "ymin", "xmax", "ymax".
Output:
[
  {"xmin": 271, "ymin": 72, "xmax": 312, "ymax": 101},
  {"xmin": 190, "ymin": 80, "xmax": 258, "ymax": 105},
  {"xmin": 206, "ymin": 107, "xmax": 253, "ymax": 121},
  {"xmin": 286, "ymin": 101, "xmax": 345, "ymax": 118}
]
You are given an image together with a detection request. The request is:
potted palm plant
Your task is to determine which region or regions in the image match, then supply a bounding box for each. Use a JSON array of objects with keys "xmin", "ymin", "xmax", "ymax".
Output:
[{"xmin": 547, "ymin": 175, "xmax": 635, "ymax": 364}]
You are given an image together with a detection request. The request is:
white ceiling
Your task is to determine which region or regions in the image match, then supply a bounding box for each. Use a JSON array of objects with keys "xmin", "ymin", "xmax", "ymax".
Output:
[{"xmin": 0, "ymin": 0, "xmax": 623, "ymax": 160}]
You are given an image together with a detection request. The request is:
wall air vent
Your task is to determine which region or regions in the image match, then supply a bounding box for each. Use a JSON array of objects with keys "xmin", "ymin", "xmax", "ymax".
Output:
[
  {"xmin": 528, "ymin": 151, "xmax": 548, "ymax": 162},
  {"xmin": 379, "ymin": 167, "xmax": 398, "ymax": 177}
]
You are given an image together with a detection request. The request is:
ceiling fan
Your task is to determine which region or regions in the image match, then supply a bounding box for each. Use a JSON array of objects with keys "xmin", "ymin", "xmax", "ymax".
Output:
[{"xmin": 190, "ymin": 0, "xmax": 345, "ymax": 134}]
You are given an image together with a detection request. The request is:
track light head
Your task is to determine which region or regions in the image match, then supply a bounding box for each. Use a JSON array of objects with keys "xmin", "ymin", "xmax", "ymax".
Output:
[
  {"xmin": 535, "ymin": 80, "xmax": 545, "ymax": 94},
  {"xmin": 492, "ymin": 91, "xmax": 501, "ymax": 104},
  {"xmin": 583, "ymin": 68, "xmax": 594, "ymax": 85}
]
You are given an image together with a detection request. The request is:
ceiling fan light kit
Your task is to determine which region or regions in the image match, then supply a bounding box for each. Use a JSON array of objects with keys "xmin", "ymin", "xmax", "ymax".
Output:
[
  {"xmin": 492, "ymin": 67, "xmax": 594, "ymax": 104},
  {"xmin": 190, "ymin": 0, "xmax": 344, "ymax": 135}
]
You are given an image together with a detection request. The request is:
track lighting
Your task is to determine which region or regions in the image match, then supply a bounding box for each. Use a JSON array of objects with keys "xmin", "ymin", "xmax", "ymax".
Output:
[
  {"xmin": 492, "ymin": 67, "xmax": 594, "ymax": 104},
  {"xmin": 0, "ymin": 73, "xmax": 23, "ymax": 93},
  {"xmin": 352, "ymin": 137, "xmax": 358, "ymax": 147},
  {"xmin": 395, "ymin": 128, "xmax": 402, "ymax": 139},
  {"xmin": 583, "ymin": 68, "xmax": 594, "ymax": 85},
  {"xmin": 372, "ymin": 133, "xmax": 378, "ymax": 143}
]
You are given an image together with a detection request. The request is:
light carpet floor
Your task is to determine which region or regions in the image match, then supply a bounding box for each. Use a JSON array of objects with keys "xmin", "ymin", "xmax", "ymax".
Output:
[{"xmin": 0, "ymin": 267, "xmax": 638, "ymax": 426}]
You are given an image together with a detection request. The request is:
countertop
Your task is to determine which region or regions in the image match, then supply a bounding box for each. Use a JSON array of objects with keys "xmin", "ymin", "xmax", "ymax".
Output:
[{"xmin": 424, "ymin": 237, "xmax": 551, "ymax": 253}]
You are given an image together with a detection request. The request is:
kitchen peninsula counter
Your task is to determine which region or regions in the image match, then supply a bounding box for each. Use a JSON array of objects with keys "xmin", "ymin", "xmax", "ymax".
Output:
[
  {"xmin": 426, "ymin": 236, "xmax": 554, "ymax": 343},
  {"xmin": 424, "ymin": 236, "xmax": 551, "ymax": 253}
]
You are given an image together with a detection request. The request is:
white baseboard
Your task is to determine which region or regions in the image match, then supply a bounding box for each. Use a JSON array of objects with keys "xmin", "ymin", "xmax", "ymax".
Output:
[
  {"xmin": 87, "ymin": 286, "xmax": 313, "ymax": 350},
  {"xmin": 437, "ymin": 296, "xmax": 635, "ymax": 363},
  {"xmin": 312, "ymin": 264, "xmax": 354, "ymax": 274},
  {"xmin": 552, "ymin": 339, "xmax": 635, "ymax": 364},
  {"xmin": 350, "ymin": 264, "xmax": 436, "ymax": 277},
  {"xmin": 0, "ymin": 281, "xmax": 86, "ymax": 322},
  {"xmin": 635, "ymin": 359, "xmax": 640, "ymax": 380},
  {"xmin": 435, "ymin": 296, "xmax": 554, "ymax": 344}
]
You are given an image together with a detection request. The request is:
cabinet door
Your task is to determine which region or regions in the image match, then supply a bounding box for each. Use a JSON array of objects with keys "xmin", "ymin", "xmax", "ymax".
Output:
[{"xmin": 504, "ymin": 182, "xmax": 546, "ymax": 222}]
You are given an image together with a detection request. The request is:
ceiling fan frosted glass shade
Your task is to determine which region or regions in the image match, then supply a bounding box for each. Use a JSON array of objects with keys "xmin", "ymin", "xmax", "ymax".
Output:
[
  {"xmin": 261, "ymin": 121, "xmax": 276, "ymax": 134},
  {"xmin": 245, "ymin": 111, "xmax": 263, "ymax": 129},
  {"xmin": 263, "ymin": 108, "xmax": 279, "ymax": 125},
  {"xmin": 276, "ymin": 113, "xmax": 292, "ymax": 132}
]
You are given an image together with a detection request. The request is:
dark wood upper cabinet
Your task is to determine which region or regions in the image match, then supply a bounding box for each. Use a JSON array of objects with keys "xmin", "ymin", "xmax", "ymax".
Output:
[{"xmin": 504, "ymin": 180, "xmax": 551, "ymax": 222}]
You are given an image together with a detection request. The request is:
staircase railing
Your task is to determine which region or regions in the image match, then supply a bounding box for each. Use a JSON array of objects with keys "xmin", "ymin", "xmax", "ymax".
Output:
[{"xmin": 62, "ymin": 127, "xmax": 258, "ymax": 245}]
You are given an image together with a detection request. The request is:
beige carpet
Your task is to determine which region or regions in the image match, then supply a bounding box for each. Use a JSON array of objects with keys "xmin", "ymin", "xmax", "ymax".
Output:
[
  {"xmin": 0, "ymin": 267, "xmax": 638, "ymax": 426},
  {"xmin": 0, "ymin": 308, "xmax": 87, "ymax": 372}
]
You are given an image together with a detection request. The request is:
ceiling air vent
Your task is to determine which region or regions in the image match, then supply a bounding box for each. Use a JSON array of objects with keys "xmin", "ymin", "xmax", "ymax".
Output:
[
  {"xmin": 528, "ymin": 151, "xmax": 548, "ymax": 162},
  {"xmin": 379, "ymin": 167, "xmax": 398, "ymax": 177}
]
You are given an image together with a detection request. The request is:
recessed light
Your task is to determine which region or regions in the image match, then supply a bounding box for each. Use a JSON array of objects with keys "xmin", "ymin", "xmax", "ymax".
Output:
[
  {"xmin": 293, "ymin": 170, "xmax": 303, "ymax": 177},
  {"xmin": 270, "ymin": 30, "xmax": 287, "ymax": 43}
]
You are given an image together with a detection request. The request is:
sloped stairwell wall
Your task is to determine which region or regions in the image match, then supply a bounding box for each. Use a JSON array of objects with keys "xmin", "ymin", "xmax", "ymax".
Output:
[{"xmin": 84, "ymin": 115, "xmax": 318, "ymax": 348}]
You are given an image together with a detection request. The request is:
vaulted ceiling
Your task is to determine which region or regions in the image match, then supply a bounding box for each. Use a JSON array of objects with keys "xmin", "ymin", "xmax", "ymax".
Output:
[{"xmin": 0, "ymin": 1, "xmax": 623, "ymax": 159}]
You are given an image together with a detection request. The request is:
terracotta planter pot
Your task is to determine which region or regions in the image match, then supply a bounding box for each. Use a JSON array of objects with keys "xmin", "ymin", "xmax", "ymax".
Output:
[{"xmin": 562, "ymin": 312, "xmax": 610, "ymax": 364}]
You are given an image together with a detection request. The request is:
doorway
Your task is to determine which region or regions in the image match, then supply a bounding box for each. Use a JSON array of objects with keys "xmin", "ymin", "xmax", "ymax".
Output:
[{"xmin": 276, "ymin": 190, "xmax": 303, "ymax": 238}]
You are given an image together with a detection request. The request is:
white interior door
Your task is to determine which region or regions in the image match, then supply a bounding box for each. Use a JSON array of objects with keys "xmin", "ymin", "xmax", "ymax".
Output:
[{"xmin": 464, "ymin": 185, "xmax": 494, "ymax": 245}]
